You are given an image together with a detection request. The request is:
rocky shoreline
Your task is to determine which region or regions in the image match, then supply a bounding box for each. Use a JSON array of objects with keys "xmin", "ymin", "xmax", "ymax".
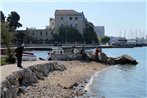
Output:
[
  {"xmin": 16, "ymin": 61, "xmax": 106, "ymax": 98},
  {"xmin": 1, "ymin": 52, "xmax": 138, "ymax": 98}
]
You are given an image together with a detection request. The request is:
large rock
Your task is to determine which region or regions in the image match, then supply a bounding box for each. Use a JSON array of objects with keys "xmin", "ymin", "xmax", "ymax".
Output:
[
  {"xmin": 51, "ymin": 54, "xmax": 82, "ymax": 61},
  {"xmin": 0, "ymin": 61, "xmax": 67, "ymax": 98},
  {"xmin": 99, "ymin": 52, "xmax": 108, "ymax": 63},
  {"xmin": 85, "ymin": 51, "xmax": 95, "ymax": 61},
  {"xmin": 114, "ymin": 54, "xmax": 138, "ymax": 65},
  {"xmin": 107, "ymin": 57, "xmax": 115, "ymax": 65}
]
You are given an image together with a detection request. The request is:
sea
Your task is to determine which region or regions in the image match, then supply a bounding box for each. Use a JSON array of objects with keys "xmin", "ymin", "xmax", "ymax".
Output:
[
  {"xmin": 86, "ymin": 47, "xmax": 147, "ymax": 98},
  {"xmin": 32, "ymin": 47, "xmax": 147, "ymax": 98}
]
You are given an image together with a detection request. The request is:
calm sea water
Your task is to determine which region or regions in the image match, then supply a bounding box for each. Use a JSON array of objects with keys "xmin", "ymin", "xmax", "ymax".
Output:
[{"xmin": 89, "ymin": 47, "xmax": 147, "ymax": 98}]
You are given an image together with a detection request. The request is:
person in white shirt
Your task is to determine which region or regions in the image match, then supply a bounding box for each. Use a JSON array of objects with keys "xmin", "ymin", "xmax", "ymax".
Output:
[
  {"xmin": 46, "ymin": 53, "xmax": 52, "ymax": 60},
  {"xmin": 39, "ymin": 52, "xmax": 52, "ymax": 61},
  {"xmin": 73, "ymin": 47, "xmax": 79, "ymax": 54}
]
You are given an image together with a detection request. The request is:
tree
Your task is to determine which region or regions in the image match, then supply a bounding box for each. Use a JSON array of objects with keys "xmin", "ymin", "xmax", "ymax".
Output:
[
  {"xmin": 7, "ymin": 11, "xmax": 22, "ymax": 30},
  {"xmin": 83, "ymin": 22, "xmax": 98, "ymax": 44},
  {"xmin": 101, "ymin": 36, "xmax": 110, "ymax": 44},
  {"xmin": 0, "ymin": 11, "xmax": 5, "ymax": 22},
  {"xmin": 53, "ymin": 27, "xmax": 83, "ymax": 43},
  {"xmin": 1, "ymin": 22, "xmax": 14, "ymax": 59},
  {"xmin": 14, "ymin": 31, "xmax": 36, "ymax": 45}
]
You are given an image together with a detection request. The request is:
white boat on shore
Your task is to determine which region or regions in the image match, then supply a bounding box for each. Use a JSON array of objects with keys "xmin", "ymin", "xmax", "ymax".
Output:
[
  {"xmin": 48, "ymin": 47, "xmax": 64, "ymax": 55},
  {"xmin": 22, "ymin": 52, "xmax": 37, "ymax": 61}
]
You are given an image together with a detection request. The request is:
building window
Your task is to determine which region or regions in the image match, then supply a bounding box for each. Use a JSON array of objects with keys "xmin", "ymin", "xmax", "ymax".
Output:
[
  {"xmin": 61, "ymin": 17, "xmax": 63, "ymax": 20},
  {"xmin": 32, "ymin": 31, "xmax": 34, "ymax": 35},
  {"xmin": 52, "ymin": 23, "xmax": 54, "ymax": 25},
  {"xmin": 61, "ymin": 24, "xmax": 63, "ymax": 27},
  {"xmin": 40, "ymin": 31, "xmax": 42, "ymax": 35},
  {"xmin": 46, "ymin": 31, "xmax": 48, "ymax": 35},
  {"xmin": 70, "ymin": 17, "xmax": 72, "ymax": 20},
  {"xmin": 75, "ymin": 17, "xmax": 78, "ymax": 20},
  {"xmin": 75, "ymin": 24, "xmax": 77, "ymax": 28},
  {"xmin": 70, "ymin": 24, "xmax": 72, "ymax": 27}
]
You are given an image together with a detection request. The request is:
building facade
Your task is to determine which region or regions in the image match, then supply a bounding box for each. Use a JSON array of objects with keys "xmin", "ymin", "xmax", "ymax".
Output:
[
  {"xmin": 16, "ymin": 28, "xmax": 54, "ymax": 44},
  {"xmin": 53, "ymin": 9, "xmax": 86, "ymax": 35},
  {"xmin": 94, "ymin": 26, "xmax": 105, "ymax": 38},
  {"xmin": 26, "ymin": 28, "xmax": 53, "ymax": 41}
]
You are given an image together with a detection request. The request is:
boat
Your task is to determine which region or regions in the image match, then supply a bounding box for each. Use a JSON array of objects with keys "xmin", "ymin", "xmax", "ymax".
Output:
[
  {"xmin": 22, "ymin": 52, "xmax": 37, "ymax": 61},
  {"xmin": 48, "ymin": 47, "xmax": 64, "ymax": 55},
  {"xmin": 112, "ymin": 38, "xmax": 135, "ymax": 48}
]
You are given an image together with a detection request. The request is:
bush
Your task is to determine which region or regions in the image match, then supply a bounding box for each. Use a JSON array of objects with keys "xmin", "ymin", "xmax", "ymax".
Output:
[
  {"xmin": 0, "ymin": 57, "xmax": 7, "ymax": 65},
  {"xmin": 5, "ymin": 56, "xmax": 16, "ymax": 64}
]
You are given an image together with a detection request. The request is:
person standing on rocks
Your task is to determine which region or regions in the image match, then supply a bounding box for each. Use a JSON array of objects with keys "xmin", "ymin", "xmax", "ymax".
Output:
[
  {"xmin": 95, "ymin": 47, "xmax": 102, "ymax": 62},
  {"xmin": 15, "ymin": 44, "xmax": 24, "ymax": 68},
  {"xmin": 95, "ymin": 47, "xmax": 100, "ymax": 61}
]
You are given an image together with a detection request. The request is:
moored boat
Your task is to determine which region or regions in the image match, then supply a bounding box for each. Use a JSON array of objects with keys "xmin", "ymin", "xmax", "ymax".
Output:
[{"xmin": 22, "ymin": 52, "xmax": 37, "ymax": 61}]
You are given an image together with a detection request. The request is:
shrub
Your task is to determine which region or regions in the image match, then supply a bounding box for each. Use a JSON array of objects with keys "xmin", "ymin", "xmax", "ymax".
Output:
[{"xmin": 5, "ymin": 56, "xmax": 16, "ymax": 64}]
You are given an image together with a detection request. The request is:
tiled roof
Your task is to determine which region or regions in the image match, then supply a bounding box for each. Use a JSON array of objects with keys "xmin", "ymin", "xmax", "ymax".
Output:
[{"xmin": 55, "ymin": 9, "xmax": 83, "ymax": 16}]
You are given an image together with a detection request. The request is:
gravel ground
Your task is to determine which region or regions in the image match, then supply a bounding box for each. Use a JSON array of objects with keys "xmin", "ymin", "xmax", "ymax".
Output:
[{"xmin": 17, "ymin": 61, "xmax": 107, "ymax": 98}]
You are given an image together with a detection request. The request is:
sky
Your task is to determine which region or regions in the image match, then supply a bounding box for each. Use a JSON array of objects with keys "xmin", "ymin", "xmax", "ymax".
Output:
[{"xmin": 1, "ymin": 1, "xmax": 147, "ymax": 38}]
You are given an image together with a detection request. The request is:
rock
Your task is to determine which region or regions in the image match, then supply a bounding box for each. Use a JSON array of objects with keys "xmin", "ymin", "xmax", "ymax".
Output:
[
  {"xmin": 51, "ymin": 54, "xmax": 83, "ymax": 61},
  {"xmin": 107, "ymin": 57, "xmax": 115, "ymax": 65},
  {"xmin": 53, "ymin": 63, "xmax": 67, "ymax": 71},
  {"xmin": 114, "ymin": 54, "xmax": 138, "ymax": 65},
  {"xmin": 0, "ymin": 61, "xmax": 67, "ymax": 98},
  {"xmin": 99, "ymin": 52, "xmax": 108, "ymax": 63},
  {"xmin": 85, "ymin": 51, "xmax": 95, "ymax": 61},
  {"xmin": 19, "ymin": 86, "xmax": 27, "ymax": 93},
  {"xmin": 69, "ymin": 82, "xmax": 78, "ymax": 89}
]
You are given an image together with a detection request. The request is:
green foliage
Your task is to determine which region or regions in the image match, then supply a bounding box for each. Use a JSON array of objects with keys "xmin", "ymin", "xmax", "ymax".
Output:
[
  {"xmin": 101, "ymin": 36, "xmax": 110, "ymax": 44},
  {"xmin": 0, "ymin": 57, "xmax": 7, "ymax": 65},
  {"xmin": 7, "ymin": 11, "xmax": 22, "ymax": 30},
  {"xmin": 13, "ymin": 31, "xmax": 35, "ymax": 44},
  {"xmin": 1, "ymin": 22, "xmax": 14, "ymax": 58},
  {"xmin": 5, "ymin": 56, "xmax": 16, "ymax": 64},
  {"xmin": 83, "ymin": 22, "xmax": 98, "ymax": 44},
  {"xmin": 0, "ymin": 11, "xmax": 5, "ymax": 22},
  {"xmin": 53, "ymin": 27, "xmax": 83, "ymax": 43}
]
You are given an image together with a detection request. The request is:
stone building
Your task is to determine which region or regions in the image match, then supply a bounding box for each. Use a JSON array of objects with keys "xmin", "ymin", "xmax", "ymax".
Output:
[
  {"xmin": 51, "ymin": 9, "xmax": 86, "ymax": 35},
  {"xmin": 27, "ymin": 28, "xmax": 53, "ymax": 41},
  {"xmin": 94, "ymin": 26, "xmax": 105, "ymax": 38},
  {"xmin": 16, "ymin": 28, "xmax": 54, "ymax": 44}
]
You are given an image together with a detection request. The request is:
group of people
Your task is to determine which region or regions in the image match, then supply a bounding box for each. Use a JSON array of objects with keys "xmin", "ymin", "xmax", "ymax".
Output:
[
  {"xmin": 72, "ymin": 45, "xmax": 102, "ymax": 61},
  {"xmin": 72, "ymin": 45, "xmax": 86, "ymax": 61},
  {"xmin": 15, "ymin": 44, "xmax": 102, "ymax": 68}
]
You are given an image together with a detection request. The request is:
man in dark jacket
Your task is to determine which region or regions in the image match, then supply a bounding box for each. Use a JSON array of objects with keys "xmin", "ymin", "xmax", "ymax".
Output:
[{"xmin": 15, "ymin": 44, "xmax": 24, "ymax": 68}]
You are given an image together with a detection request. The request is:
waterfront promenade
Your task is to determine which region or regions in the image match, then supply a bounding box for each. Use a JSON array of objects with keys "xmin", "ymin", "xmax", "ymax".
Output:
[{"xmin": 0, "ymin": 60, "xmax": 49, "ymax": 84}]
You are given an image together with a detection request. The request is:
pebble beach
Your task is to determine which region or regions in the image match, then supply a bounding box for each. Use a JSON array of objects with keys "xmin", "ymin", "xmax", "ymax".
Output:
[{"xmin": 17, "ymin": 61, "xmax": 107, "ymax": 98}]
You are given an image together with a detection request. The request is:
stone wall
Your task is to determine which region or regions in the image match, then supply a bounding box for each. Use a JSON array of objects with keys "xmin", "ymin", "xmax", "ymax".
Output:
[{"xmin": 0, "ymin": 61, "xmax": 67, "ymax": 98}]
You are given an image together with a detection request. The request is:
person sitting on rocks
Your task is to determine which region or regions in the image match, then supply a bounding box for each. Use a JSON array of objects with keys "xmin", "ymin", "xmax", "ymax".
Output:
[
  {"xmin": 80, "ymin": 45, "xmax": 86, "ymax": 61},
  {"xmin": 39, "ymin": 52, "xmax": 52, "ymax": 61},
  {"xmin": 72, "ymin": 45, "xmax": 75, "ymax": 54},
  {"xmin": 73, "ymin": 46, "xmax": 79, "ymax": 54}
]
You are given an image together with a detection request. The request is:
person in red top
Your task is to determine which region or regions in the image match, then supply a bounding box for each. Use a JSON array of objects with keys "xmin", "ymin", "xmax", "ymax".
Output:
[{"xmin": 95, "ymin": 47, "xmax": 100, "ymax": 61}]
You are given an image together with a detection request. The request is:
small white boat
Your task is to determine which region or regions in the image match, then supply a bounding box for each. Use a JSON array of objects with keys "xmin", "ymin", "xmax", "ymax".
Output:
[
  {"xmin": 48, "ymin": 47, "xmax": 64, "ymax": 55},
  {"xmin": 22, "ymin": 52, "xmax": 37, "ymax": 61}
]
